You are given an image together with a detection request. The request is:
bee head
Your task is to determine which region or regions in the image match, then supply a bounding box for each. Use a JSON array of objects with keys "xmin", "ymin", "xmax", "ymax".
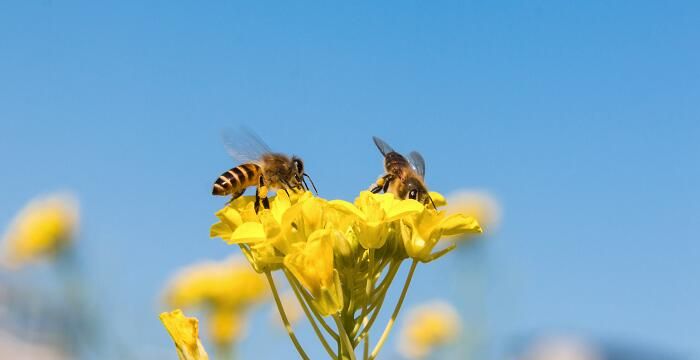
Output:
[
  {"xmin": 405, "ymin": 177, "xmax": 432, "ymax": 207},
  {"xmin": 290, "ymin": 156, "xmax": 318, "ymax": 194},
  {"xmin": 291, "ymin": 156, "xmax": 304, "ymax": 176}
]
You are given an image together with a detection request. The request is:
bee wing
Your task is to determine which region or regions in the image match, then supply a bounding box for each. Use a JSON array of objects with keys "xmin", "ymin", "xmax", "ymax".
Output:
[
  {"xmin": 372, "ymin": 136, "xmax": 396, "ymax": 157},
  {"xmin": 222, "ymin": 128, "xmax": 272, "ymax": 164},
  {"xmin": 408, "ymin": 151, "xmax": 426, "ymax": 178}
]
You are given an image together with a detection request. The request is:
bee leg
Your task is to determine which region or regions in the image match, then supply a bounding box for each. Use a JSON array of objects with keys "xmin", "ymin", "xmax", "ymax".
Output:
[
  {"xmin": 281, "ymin": 179, "xmax": 293, "ymax": 197},
  {"xmin": 226, "ymin": 189, "xmax": 245, "ymax": 206},
  {"xmin": 254, "ymin": 176, "xmax": 271, "ymax": 213},
  {"xmin": 371, "ymin": 174, "xmax": 393, "ymax": 194},
  {"xmin": 382, "ymin": 176, "xmax": 392, "ymax": 192}
]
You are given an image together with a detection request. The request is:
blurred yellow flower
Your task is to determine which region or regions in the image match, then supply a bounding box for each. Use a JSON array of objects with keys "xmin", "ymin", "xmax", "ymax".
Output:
[
  {"xmin": 1, "ymin": 193, "xmax": 78, "ymax": 268},
  {"xmin": 445, "ymin": 190, "xmax": 501, "ymax": 231},
  {"xmin": 278, "ymin": 290, "xmax": 304, "ymax": 325},
  {"xmin": 397, "ymin": 301, "xmax": 461, "ymax": 359},
  {"xmin": 160, "ymin": 309, "xmax": 209, "ymax": 360},
  {"xmin": 162, "ymin": 256, "xmax": 267, "ymax": 346}
]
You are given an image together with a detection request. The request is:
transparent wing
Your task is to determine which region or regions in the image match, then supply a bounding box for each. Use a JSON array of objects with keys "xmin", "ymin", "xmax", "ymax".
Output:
[
  {"xmin": 408, "ymin": 151, "xmax": 426, "ymax": 178},
  {"xmin": 222, "ymin": 127, "xmax": 272, "ymax": 164},
  {"xmin": 372, "ymin": 136, "xmax": 396, "ymax": 157}
]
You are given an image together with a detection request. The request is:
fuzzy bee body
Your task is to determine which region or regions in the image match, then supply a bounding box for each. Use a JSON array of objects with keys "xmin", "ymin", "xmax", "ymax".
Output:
[
  {"xmin": 213, "ymin": 130, "xmax": 317, "ymax": 211},
  {"xmin": 371, "ymin": 136, "xmax": 435, "ymax": 208}
]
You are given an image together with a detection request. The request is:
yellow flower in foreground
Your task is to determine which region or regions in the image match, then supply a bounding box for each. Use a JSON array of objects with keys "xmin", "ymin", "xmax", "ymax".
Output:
[
  {"xmin": 284, "ymin": 229, "xmax": 343, "ymax": 316},
  {"xmin": 397, "ymin": 301, "xmax": 461, "ymax": 359},
  {"xmin": 329, "ymin": 191, "xmax": 424, "ymax": 249},
  {"xmin": 160, "ymin": 309, "xmax": 209, "ymax": 360},
  {"xmin": 211, "ymin": 192, "xmax": 307, "ymax": 272},
  {"xmin": 210, "ymin": 189, "xmax": 484, "ymax": 359},
  {"xmin": 163, "ymin": 256, "xmax": 267, "ymax": 345},
  {"xmin": 2, "ymin": 193, "xmax": 78, "ymax": 268},
  {"xmin": 400, "ymin": 207, "xmax": 481, "ymax": 262}
]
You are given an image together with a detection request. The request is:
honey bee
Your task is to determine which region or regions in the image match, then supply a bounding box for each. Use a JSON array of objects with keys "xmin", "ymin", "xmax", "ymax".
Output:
[
  {"xmin": 212, "ymin": 130, "xmax": 317, "ymax": 211},
  {"xmin": 370, "ymin": 136, "xmax": 436, "ymax": 208}
]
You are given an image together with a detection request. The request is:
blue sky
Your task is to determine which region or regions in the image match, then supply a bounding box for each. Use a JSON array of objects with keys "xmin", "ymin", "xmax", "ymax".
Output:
[{"xmin": 1, "ymin": 1, "xmax": 698, "ymax": 359}]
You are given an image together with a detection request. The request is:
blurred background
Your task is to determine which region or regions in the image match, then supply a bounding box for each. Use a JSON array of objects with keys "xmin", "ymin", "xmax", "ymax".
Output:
[{"xmin": 0, "ymin": 1, "xmax": 698, "ymax": 359}]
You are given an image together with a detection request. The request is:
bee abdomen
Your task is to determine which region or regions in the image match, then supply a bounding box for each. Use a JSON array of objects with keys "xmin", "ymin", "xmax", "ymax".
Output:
[{"xmin": 212, "ymin": 163, "xmax": 261, "ymax": 196}]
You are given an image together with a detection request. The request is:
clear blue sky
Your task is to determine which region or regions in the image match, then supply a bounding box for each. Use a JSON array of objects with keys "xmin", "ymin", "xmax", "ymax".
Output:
[{"xmin": 1, "ymin": 1, "xmax": 698, "ymax": 359}]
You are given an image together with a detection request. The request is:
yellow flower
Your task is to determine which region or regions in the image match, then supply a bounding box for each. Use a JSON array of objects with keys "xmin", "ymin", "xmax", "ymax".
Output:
[
  {"xmin": 160, "ymin": 309, "xmax": 209, "ymax": 360},
  {"xmin": 210, "ymin": 192, "xmax": 307, "ymax": 272},
  {"xmin": 2, "ymin": 193, "xmax": 78, "ymax": 268},
  {"xmin": 400, "ymin": 207, "xmax": 481, "ymax": 262},
  {"xmin": 397, "ymin": 301, "xmax": 461, "ymax": 359},
  {"xmin": 329, "ymin": 191, "xmax": 424, "ymax": 249},
  {"xmin": 283, "ymin": 229, "xmax": 343, "ymax": 316},
  {"xmin": 163, "ymin": 256, "xmax": 267, "ymax": 345},
  {"xmin": 208, "ymin": 310, "xmax": 244, "ymax": 346}
]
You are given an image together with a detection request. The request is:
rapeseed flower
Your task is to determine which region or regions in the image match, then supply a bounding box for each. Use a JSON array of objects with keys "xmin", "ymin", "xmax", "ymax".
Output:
[
  {"xmin": 397, "ymin": 301, "xmax": 461, "ymax": 359},
  {"xmin": 1, "ymin": 193, "xmax": 78, "ymax": 268},
  {"xmin": 162, "ymin": 256, "xmax": 267, "ymax": 348},
  {"xmin": 160, "ymin": 309, "xmax": 209, "ymax": 360}
]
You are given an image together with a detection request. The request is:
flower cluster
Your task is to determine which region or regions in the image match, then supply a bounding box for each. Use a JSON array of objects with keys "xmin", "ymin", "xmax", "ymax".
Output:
[
  {"xmin": 210, "ymin": 190, "xmax": 481, "ymax": 359},
  {"xmin": 162, "ymin": 256, "xmax": 267, "ymax": 347}
]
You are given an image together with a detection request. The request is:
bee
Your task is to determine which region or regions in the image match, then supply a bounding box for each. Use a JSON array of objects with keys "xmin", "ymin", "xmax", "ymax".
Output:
[
  {"xmin": 370, "ymin": 136, "xmax": 436, "ymax": 208},
  {"xmin": 212, "ymin": 130, "xmax": 317, "ymax": 212}
]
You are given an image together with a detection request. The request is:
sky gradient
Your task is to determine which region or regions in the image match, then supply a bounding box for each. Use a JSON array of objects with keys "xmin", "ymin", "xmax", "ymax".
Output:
[{"xmin": 1, "ymin": 1, "xmax": 698, "ymax": 359}]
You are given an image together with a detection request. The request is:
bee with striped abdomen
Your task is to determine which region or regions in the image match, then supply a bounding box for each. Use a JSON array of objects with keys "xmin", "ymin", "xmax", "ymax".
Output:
[
  {"xmin": 370, "ymin": 136, "xmax": 436, "ymax": 208},
  {"xmin": 212, "ymin": 130, "xmax": 317, "ymax": 212}
]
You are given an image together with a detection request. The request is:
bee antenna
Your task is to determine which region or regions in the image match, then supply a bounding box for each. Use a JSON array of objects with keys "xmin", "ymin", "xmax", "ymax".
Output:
[
  {"xmin": 427, "ymin": 194, "xmax": 438, "ymax": 210},
  {"xmin": 303, "ymin": 173, "xmax": 318, "ymax": 194}
]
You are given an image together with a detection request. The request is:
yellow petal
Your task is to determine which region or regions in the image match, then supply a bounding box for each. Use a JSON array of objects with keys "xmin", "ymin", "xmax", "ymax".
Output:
[
  {"xmin": 209, "ymin": 221, "xmax": 231, "ymax": 239},
  {"xmin": 215, "ymin": 206, "xmax": 243, "ymax": 229},
  {"xmin": 160, "ymin": 309, "xmax": 209, "ymax": 360},
  {"xmin": 357, "ymin": 221, "xmax": 388, "ymax": 249},
  {"xmin": 229, "ymin": 222, "xmax": 266, "ymax": 244},
  {"xmin": 314, "ymin": 269, "xmax": 344, "ymax": 316},
  {"xmin": 328, "ymin": 199, "xmax": 367, "ymax": 221},
  {"xmin": 440, "ymin": 214, "xmax": 482, "ymax": 236},
  {"xmin": 283, "ymin": 229, "xmax": 334, "ymax": 296},
  {"xmin": 428, "ymin": 192, "xmax": 447, "ymax": 207},
  {"xmin": 384, "ymin": 199, "xmax": 425, "ymax": 221}
]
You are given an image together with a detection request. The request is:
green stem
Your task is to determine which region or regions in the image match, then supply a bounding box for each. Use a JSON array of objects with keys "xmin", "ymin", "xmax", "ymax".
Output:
[
  {"xmin": 284, "ymin": 270, "xmax": 338, "ymax": 359},
  {"xmin": 334, "ymin": 315, "xmax": 357, "ymax": 360},
  {"xmin": 352, "ymin": 261, "xmax": 400, "ymax": 342},
  {"xmin": 363, "ymin": 334, "xmax": 369, "ymax": 360},
  {"xmin": 292, "ymin": 275, "xmax": 340, "ymax": 340},
  {"xmin": 265, "ymin": 272, "xmax": 310, "ymax": 360},
  {"xmin": 369, "ymin": 260, "xmax": 418, "ymax": 360}
]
